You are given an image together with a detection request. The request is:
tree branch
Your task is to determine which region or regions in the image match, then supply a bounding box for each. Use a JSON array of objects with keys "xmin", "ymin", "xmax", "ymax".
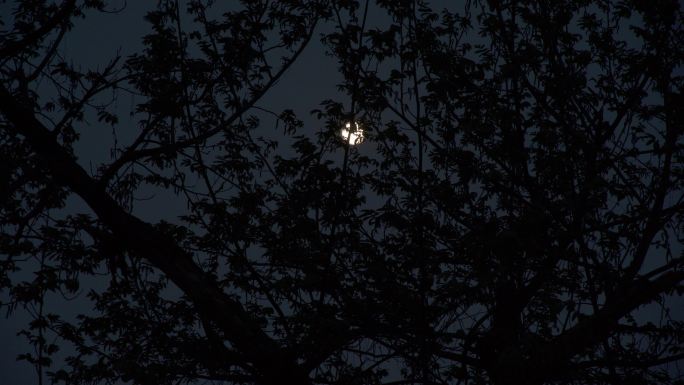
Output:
[
  {"xmin": 0, "ymin": 0, "xmax": 77, "ymax": 59},
  {"xmin": 97, "ymin": 17, "xmax": 319, "ymax": 186},
  {"xmin": 533, "ymin": 270, "xmax": 684, "ymax": 381},
  {"xmin": 0, "ymin": 84, "xmax": 311, "ymax": 385}
]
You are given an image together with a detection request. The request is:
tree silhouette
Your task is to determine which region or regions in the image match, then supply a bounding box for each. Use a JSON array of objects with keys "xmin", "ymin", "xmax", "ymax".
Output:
[{"xmin": 1, "ymin": 1, "xmax": 682, "ymax": 384}]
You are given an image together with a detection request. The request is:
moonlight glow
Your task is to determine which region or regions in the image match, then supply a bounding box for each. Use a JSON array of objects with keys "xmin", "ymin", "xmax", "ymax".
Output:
[{"xmin": 340, "ymin": 122, "xmax": 364, "ymax": 145}]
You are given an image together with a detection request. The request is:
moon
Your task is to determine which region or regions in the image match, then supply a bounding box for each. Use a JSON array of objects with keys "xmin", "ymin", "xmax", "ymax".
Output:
[{"xmin": 340, "ymin": 122, "xmax": 364, "ymax": 145}]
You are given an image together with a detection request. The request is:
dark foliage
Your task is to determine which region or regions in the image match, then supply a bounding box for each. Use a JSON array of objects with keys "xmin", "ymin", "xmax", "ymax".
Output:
[{"xmin": 1, "ymin": 1, "xmax": 683, "ymax": 384}]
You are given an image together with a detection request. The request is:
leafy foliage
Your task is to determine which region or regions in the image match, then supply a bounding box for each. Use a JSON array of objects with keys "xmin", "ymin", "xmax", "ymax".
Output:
[{"xmin": 0, "ymin": 0, "xmax": 683, "ymax": 385}]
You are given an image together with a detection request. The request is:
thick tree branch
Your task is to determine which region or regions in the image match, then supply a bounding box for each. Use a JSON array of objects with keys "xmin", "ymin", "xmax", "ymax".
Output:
[
  {"xmin": 0, "ymin": 85, "xmax": 311, "ymax": 385},
  {"xmin": 533, "ymin": 270, "xmax": 684, "ymax": 382}
]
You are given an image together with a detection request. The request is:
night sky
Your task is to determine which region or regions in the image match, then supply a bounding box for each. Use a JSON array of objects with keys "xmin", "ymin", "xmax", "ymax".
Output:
[{"xmin": 1, "ymin": 1, "xmax": 682, "ymax": 384}]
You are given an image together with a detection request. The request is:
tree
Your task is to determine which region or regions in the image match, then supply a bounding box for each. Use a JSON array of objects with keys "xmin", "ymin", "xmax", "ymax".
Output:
[{"xmin": 0, "ymin": 0, "xmax": 682, "ymax": 384}]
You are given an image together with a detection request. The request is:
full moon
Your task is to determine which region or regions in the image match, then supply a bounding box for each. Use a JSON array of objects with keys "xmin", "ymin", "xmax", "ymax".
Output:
[{"xmin": 340, "ymin": 122, "xmax": 364, "ymax": 145}]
